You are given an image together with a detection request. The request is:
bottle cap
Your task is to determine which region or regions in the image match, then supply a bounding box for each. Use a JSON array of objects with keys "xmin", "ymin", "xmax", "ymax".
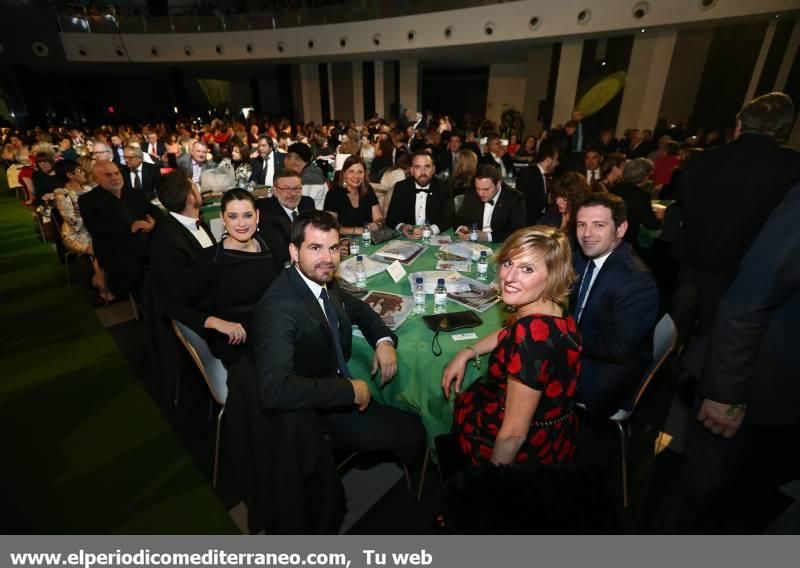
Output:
[
  {"xmin": 480, "ymin": 251, "xmax": 487, "ymax": 257},
  {"xmin": 416, "ymin": 277, "xmax": 423, "ymax": 284},
  {"xmin": 437, "ymin": 278, "xmax": 445, "ymax": 285},
  {"xmin": 357, "ymin": 255, "xmax": 363, "ymax": 261}
]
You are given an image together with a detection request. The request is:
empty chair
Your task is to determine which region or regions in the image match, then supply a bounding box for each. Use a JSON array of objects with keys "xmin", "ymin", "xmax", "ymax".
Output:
[{"xmin": 171, "ymin": 319, "xmax": 228, "ymax": 488}]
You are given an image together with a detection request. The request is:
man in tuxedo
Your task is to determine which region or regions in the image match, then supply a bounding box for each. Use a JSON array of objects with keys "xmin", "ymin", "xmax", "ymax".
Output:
[
  {"xmin": 436, "ymin": 132, "xmax": 463, "ymax": 175},
  {"xmin": 176, "ymin": 140, "xmax": 216, "ymax": 185},
  {"xmin": 147, "ymin": 171, "xmax": 216, "ymax": 404},
  {"xmin": 455, "ymin": 164, "xmax": 527, "ymax": 242},
  {"xmin": 257, "ymin": 169, "xmax": 315, "ymax": 271},
  {"xmin": 671, "ymin": 92, "xmax": 800, "ymax": 367},
  {"xmin": 249, "ymin": 135, "xmax": 284, "ymax": 187},
  {"xmin": 121, "ymin": 144, "xmax": 161, "ymax": 201},
  {"xmin": 386, "ymin": 151, "xmax": 454, "ymax": 237},
  {"xmin": 90, "ymin": 142, "xmax": 114, "ymax": 163},
  {"xmin": 571, "ymin": 193, "xmax": 659, "ymax": 418},
  {"xmin": 479, "ymin": 134, "xmax": 515, "ymax": 178},
  {"xmin": 515, "ymin": 141, "xmax": 559, "ymax": 224},
  {"xmin": 145, "ymin": 131, "xmax": 166, "ymax": 161},
  {"xmin": 625, "ymin": 129, "xmax": 655, "ymax": 159},
  {"xmin": 663, "ymin": 182, "xmax": 800, "ymax": 532},
  {"xmin": 79, "ymin": 160, "xmax": 160, "ymax": 297},
  {"xmin": 250, "ymin": 210, "xmax": 425, "ymax": 529}
]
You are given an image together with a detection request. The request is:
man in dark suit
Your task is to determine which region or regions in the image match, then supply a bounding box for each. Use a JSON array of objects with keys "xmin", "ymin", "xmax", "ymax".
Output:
[
  {"xmin": 436, "ymin": 132, "xmax": 463, "ymax": 175},
  {"xmin": 671, "ymin": 92, "xmax": 800, "ymax": 369},
  {"xmin": 249, "ymin": 135, "xmax": 284, "ymax": 187},
  {"xmin": 667, "ymin": 183, "xmax": 800, "ymax": 532},
  {"xmin": 147, "ymin": 171, "xmax": 216, "ymax": 404},
  {"xmin": 611, "ymin": 157, "xmax": 661, "ymax": 256},
  {"xmin": 515, "ymin": 141, "xmax": 559, "ymax": 224},
  {"xmin": 479, "ymin": 133, "xmax": 515, "ymax": 178},
  {"xmin": 145, "ymin": 132, "xmax": 166, "ymax": 161},
  {"xmin": 454, "ymin": 164, "xmax": 527, "ymax": 243},
  {"xmin": 176, "ymin": 140, "xmax": 217, "ymax": 185},
  {"xmin": 625, "ymin": 129, "xmax": 655, "ymax": 159},
  {"xmin": 121, "ymin": 144, "xmax": 161, "ymax": 201},
  {"xmin": 79, "ymin": 160, "xmax": 160, "ymax": 297},
  {"xmin": 257, "ymin": 169, "xmax": 315, "ymax": 271},
  {"xmin": 250, "ymin": 210, "xmax": 425, "ymax": 529},
  {"xmin": 386, "ymin": 151, "xmax": 454, "ymax": 237},
  {"xmin": 571, "ymin": 193, "xmax": 659, "ymax": 418}
]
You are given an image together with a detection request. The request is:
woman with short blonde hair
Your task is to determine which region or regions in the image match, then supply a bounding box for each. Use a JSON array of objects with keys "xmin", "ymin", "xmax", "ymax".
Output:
[{"xmin": 443, "ymin": 225, "xmax": 582, "ymax": 466}]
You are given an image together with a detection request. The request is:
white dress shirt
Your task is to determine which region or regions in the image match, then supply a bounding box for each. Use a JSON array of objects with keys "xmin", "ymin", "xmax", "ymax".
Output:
[
  {"xmin": 191, "ymin": 161, "xmax": 203, "ymax": 184},
  {"xmin": 490, "ymin": 153, "xmax": 508, "ymax": 178},
  {"xmin": 260, "ymin": 154, "xmax": 275, "ymax": 187},
  {"xmin": 294, "ymin": 266, "xmax": 393, "ymax": 346},
  {"xmin": 586, "ymin": 169, "xmax": 599, "ymax": 186},
  {"xmin": 281, "ymin": 204, "xmax": 299, "ymax": 223},
  {"xmin": 169, "ymin": 212, "xmax": 214, "ymax": 249},
  {"xmin": 407, "ymin": 184, "xmax": 441, "ymax": 234},
  {"xmin": 128, "ymin": 165, "xmax": 143, "ymax": 190},
  {"xmin": 481, "ymin": 186, "xmax": 502, "ymax": 242}
]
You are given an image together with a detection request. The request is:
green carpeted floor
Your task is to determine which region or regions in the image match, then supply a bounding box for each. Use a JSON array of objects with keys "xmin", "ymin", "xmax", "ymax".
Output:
[{"xmin": 0, "ymin": 193, "xmax": 238, "ymax": 533}]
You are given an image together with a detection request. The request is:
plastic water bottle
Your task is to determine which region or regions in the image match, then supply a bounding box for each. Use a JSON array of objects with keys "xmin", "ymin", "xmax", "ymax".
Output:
[
  {"xmin": 362, "ymin": 223, "xmax": 371, "ymax": 247},
  {"xmin": 350, "ymin": 236, "xmax": 360, "ymax": 255},
  {"xmin": 477, "ymin": 250, "xmax": 489, "ymax": 280},
  {"xmin": 470, "ymin": 223, "xmax": 479, "ymax": 242},
  {"xmin": 434, "ymin": 278, "xmax": 447, "ymax": 314},
  {"xmin": 248, "ymin": 180, "xmax": 256, "ymax": 193},
  {"xmin": 413, "ymin": 277, "xmax": 426, "ymax": 314},
  {"xmin": 422, "ymin": 219, "xmax": 432, "ymax": 243},
  {"xmin": 355, "ymin": 256, "xmax": 366, "ymax": 289}
]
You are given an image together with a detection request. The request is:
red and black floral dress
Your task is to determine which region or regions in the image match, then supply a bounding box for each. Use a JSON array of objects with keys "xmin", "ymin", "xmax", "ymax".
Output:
[{"xmin": 453, "ymin": 314, "xmax": 582, "ymax": 466}]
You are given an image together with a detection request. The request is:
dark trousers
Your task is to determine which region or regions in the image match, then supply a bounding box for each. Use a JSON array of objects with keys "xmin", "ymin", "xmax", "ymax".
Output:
[
  {"xmin": 320, "ymin": 402, "xmax": 427, "ymax": 466},
  {"xmin": 662, "ymin": 397, "xmax": 800, "ymax": 532},
  {"xmin": 671, "ymin": 264, "xmax": 733, "ymax": 376}
]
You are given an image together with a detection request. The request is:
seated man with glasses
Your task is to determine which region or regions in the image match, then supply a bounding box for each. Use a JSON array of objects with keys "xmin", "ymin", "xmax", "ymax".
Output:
[
  {"xmin": 91, "ymin": 142, "xmax": 114, "ymax": 162},
  {"xmin": 257, "ymin": 169, "xmax": 316, "ymax": 272},
  {"xmin": 121, "ymin": 144, "xmax": 161, "ymax": 201}
]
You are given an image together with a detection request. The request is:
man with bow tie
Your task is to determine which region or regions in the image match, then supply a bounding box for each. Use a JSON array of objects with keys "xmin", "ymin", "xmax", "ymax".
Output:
[
  {"xmin": 385, "ymin": 151, "xmax": 454, "ymax": 238},
  {"xmin": 249, "ymin": 135, "xmax": 284, "ymax": 187},
  {"xmin": 454, "ymin": 164, "xmax": 527, "ymax": 242}
]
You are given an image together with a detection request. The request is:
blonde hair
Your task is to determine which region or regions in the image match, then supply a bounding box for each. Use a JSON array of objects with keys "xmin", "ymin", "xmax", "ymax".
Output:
[
  {"xmin": 453, "ymin": 149, "xmax": 478, "ymax": 179},
  {"xmin": 496, "ymin": 225, "xmax": 576, "ymax": 308}
]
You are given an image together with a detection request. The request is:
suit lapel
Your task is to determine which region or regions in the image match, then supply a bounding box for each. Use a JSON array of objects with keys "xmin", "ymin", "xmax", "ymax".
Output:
[
  {"xmin": 287, "ymin": 265, "xmax": 331, "ymax": 333},
  {"xmin": 582, "ymin": 245, "xmax": 625, "ymax": 312}
]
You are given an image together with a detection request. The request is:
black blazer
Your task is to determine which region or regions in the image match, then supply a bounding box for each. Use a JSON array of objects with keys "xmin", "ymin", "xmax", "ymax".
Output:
[
  {"xmin": 149, "ymin": 213, "xmax": 216, "ymax": 331},
  {"xmin": 145, "ymin": 141, "xmax": 166, "ymax": 158},
  {"xmin": 436, "ymin": 151, "xmax": 460, "ymax": 175},
  {"xmin": 479, "ymin": 152, "xmax": 515, "ymax": 178},
  {"xmin": 674, "ymin": 133, "xmax": 800, "ymax": 278},
  {"xmin": 385, "ymin": 176, "xmax": 454, "ymax": 232},
  {"xmin": 256, "ymin": 195, "xmax": 316, "ymax": 272},
  {"xmin": 251, "ymin": 266, "xmax": 397, "ymax": 410},
  {"xmin": 703, "ymin": 183, "xmax": 800, "ymax": 426},
  {"xmin": 78, "ymin": 185, "xmax": 160, "ymax": 270},
  {"xmin": 516, "ymin": 164, "xmax": 548, "ymax": 223},
  {"xmin": 249, "ymin": 152, "xmax": 285, "ymax": 185},
  {"xmin": 455, "ymin": 185, "xmax": 527, "ymax": 242},
  {"xmin": 121, "ymin": 162, "xmax": 161, "ymax": 201},
  {"xmin": 572, "ymin": 242, "xmax": 659, "ymax": 418}
]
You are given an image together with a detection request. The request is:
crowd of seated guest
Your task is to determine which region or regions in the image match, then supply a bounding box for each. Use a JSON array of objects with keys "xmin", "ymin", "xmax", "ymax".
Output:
[{"xmin": 4, "ymin": 90, "xmax": 799, "ymax": 534}]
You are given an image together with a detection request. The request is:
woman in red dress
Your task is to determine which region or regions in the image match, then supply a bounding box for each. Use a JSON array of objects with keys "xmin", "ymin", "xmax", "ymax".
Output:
[{"xmin": 443, "ymin": 226, "xmax": 582, "ymax": 466}]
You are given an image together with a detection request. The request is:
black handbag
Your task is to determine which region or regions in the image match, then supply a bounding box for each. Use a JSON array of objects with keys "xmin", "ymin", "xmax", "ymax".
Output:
[{"xmin": 423, "ymin": 311, "xmax": 483, "ymax": 356}]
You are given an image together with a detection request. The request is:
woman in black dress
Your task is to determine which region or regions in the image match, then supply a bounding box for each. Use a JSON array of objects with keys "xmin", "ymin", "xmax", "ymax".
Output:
[
  {"xmin": 324, "ymin": 155, "xmax": 385, "ymax": 238},
  {"xmin": 180, "ymin": 189, "xmax": 277, "ymax": 367}
]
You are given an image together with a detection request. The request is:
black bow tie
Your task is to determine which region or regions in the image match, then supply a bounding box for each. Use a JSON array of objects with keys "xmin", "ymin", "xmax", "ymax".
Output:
[
  {"xmin": 486, "ymin": 199, "xmax": 495, "ymax": 206},
  {"xmin": 416, "ymin": 187, "xmax": 431, "ymax": 195},
  {"xmin": 195, "ymin": 220, "xmax": 202, "ymax": 230}
]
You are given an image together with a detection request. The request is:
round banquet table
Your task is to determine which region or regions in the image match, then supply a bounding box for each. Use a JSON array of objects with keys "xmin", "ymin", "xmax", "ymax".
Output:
[{"xmin": 343, "ymin": 236, "xmax": 507, "ymax": 445}]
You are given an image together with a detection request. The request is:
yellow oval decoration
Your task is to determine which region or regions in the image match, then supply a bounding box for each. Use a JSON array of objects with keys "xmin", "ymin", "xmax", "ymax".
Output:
[{"xmin": 575, "ymin": 71, "xmax": 627, "ymax": 117}]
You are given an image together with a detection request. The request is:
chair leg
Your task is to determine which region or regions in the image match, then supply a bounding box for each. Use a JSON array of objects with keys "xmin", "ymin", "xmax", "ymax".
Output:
[
  {"xmin": 129, "ymin": 292, "xmax": 140, "ymax": 320},
  {"xmin": 172, "ymin": 373, "xmax": 182, "ymax": 408},
  {"xmin": 616, "ymin": 420, "xmax": 630, "ymax": 508},
  {"xmin": 416, "ymin": 446, "xmax": 431, "ymax": 502},
  {"xmin": 64, "ymin": 252, "xmax": 73, "ymax": 286},
  {"xmin": 213, "ymin": 405, "xmax": 225, "ymax": 489}
]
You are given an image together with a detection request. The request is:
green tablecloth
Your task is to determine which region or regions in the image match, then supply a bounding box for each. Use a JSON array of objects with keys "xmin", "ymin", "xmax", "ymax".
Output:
[{"xmin": 345, "ymin": 237, "xmax": 507, "ymax": 445}]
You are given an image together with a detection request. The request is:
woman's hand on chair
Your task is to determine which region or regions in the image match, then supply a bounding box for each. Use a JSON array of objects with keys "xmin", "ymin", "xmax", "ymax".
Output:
[{"xmin": 207, "ymin": 317, "xmax": 247, "ymax": 345}]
